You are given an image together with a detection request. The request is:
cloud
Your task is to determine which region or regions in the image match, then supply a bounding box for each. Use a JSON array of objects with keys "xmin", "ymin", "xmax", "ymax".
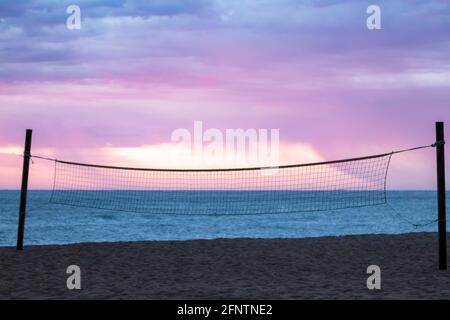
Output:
[
  {"xmin": 1, "ymin": 0, "xmax": 449, "ymax": 84},
  {"xmin": 347, "ymin": 70, "xmax": 450, "ymax": 89},
  {"xmin": 0, "ymin": 0, "xmax": 449, "ymax": 189}
]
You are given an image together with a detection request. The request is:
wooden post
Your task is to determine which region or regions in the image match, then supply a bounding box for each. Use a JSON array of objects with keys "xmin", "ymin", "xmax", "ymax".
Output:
[
  {"xmin": 16, "ymin": 129, "xmax": 32, "ymax": 250},
  {"xmin": 436, "ymin": 122, "xmax": 447, "ymax": 270}
]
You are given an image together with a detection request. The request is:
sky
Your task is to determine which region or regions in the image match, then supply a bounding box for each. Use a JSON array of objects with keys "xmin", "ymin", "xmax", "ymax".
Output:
[{"xmin": 0, "ymin": 0, "xmax": 449, "ymax": 189}]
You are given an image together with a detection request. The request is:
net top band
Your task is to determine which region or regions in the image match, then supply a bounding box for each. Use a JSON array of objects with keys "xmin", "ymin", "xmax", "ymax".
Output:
[
  {"xmin": 27, "ymin": 143, "xmax": 433, "ymax": 173},
  {"xmin": 39, "ymin": 152, "xmax": 393, "ymax": 172}
]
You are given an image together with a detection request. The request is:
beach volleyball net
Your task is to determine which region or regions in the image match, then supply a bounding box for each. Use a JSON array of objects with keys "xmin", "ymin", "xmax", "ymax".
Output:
[
  {"xmin": 21, "ymin": 138, "xmax": 440, "ymax": 216},
  {"xmin": 14, "ymin": 124, "xmax": 447, "ymax": 269},
  {"xmin": 32, "ymin": 151, "xmax": 406, "ymax": 215}
]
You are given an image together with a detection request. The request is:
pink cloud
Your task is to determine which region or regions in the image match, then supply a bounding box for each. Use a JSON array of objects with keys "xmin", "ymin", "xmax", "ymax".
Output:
[{"xmin": 1, "ymin": 0, "xmax": 449, "ymax": 189}]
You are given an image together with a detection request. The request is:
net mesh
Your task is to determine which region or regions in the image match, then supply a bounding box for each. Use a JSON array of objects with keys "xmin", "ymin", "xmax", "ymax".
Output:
[{"xmin": 49, "ymin": 153, "xmax": 392, "ymax": 215}]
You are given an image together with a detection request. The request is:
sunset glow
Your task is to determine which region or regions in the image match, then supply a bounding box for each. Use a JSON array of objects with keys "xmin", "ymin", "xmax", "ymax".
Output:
[{"xmin": 0, "ymin": 0, "xmax": 449, "ymax": 189}]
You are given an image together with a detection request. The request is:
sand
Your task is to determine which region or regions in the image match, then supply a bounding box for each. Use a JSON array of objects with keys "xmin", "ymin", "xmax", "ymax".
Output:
[{"xmin": 1, "ymin": 232, "xmax": 449, "ymax": 300}]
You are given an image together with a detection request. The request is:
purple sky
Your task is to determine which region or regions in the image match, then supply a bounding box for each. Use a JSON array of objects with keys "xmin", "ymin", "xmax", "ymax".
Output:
[{"xmin": 0, "ymin": 0, "xmax": 449, "ymax": 189}]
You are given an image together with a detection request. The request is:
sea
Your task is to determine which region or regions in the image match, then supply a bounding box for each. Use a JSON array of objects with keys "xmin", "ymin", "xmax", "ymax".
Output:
[{"xmin": 0, "ymin": 190, "xmax": 446, "ymax": 246}]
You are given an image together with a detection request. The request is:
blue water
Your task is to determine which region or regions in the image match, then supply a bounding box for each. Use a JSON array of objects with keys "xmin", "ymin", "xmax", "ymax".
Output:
[{"xmin": 0, "ymin": 190, "xmax": 445, "ymax": 246}]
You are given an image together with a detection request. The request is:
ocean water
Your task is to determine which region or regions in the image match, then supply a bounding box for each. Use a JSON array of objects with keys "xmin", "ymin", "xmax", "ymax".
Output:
[{"xmin": 0, "ymin": 190, "xmax": 446, "ymax": 246}]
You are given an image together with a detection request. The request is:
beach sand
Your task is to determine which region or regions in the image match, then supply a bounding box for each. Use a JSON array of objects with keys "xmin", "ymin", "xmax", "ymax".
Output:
[{"xmin": 1, "ymin": 232, "xmax": 449, "ymax": 300}]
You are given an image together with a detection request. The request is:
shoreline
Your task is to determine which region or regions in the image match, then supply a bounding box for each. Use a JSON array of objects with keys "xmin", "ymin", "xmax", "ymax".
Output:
[
  {"xmin": 0, "ymin": 230, "xmax": 440, "ymax": 249},
  {"xmin": 1, "ymin": 232, "xmax": 449, "ymax": 300}
]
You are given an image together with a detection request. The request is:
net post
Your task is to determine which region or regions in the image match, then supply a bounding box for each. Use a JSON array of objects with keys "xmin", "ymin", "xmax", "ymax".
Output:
[
  {"xmin": 436, "ymin": 122, "xmax": 447, "ymax": 270},
  {"xmin": 16, "ymin": 129, "xmax": 33, "ymax": 251}
]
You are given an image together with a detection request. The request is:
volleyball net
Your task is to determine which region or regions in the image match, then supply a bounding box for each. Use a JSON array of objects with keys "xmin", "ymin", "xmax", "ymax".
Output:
[
  {"xmin": 26, "ymin": 144, "xmax": 437, "ymax": 216},
  {"xmin": 45, "ymin": 153, "xmax": 392, "ymax": 215},
  {"xmin": 14, "ymin": 124, "xmax": 447, "ymax": 269}
]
